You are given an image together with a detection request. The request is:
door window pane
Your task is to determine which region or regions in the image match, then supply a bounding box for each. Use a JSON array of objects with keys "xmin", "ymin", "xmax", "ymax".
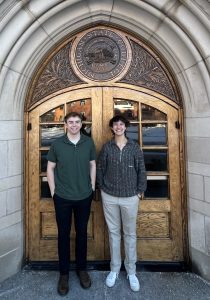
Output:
[
  {"xmin": 144, "ymin": 176, "xmax": 169, "ymax": 198},
  {"xmin": 126, "ymin": 124, "xmax": 139, "ymax": 142},
  {"xmin": 40, "ymin": 150, "xmax": 48, "ymax": 173},
  {"xmin": 40, "ymin": 105, "xmax": 64, "ymax": 122},
  {"xmin": 142, "ymin": 104, "xmax": 166, "ymax": 121},
  {"xmin": 81, "ymin": 124, "xmax": 92, "ymax": 137},
  {"xmin": 66, "ymin": 99, "xmax": 92, "ymax": 122},
  {"xmin": 142, "ymin": 124, "xmax": 167, "ymax": 145},
  {"xmin": 114, "ymin": 99, "xmax": 138, "ymax": 120},
  {"xmin": 143, "ymin": 149, "xmax": 168, "ymax": 171},
  {"xmin": 41, "ymin": 177, "xmax": 51, "ymax": 198},
  {"xmin": 40, "ymin": 125, "xmax": 64, "ymax": 147}
]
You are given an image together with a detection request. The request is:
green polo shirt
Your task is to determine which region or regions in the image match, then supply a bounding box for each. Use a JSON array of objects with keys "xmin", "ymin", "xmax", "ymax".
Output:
[{"xmin": 47, "ymin": 134, "xmax": 96, "ymax": 200}]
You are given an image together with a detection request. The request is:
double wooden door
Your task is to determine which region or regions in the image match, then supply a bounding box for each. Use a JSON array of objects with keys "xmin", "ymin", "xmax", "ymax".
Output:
[{"xmin": 27, "ymin": 86, "xmax": 183, "ymax": 262}]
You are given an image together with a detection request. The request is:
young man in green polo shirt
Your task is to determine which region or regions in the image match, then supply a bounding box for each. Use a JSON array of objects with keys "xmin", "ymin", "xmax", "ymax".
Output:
[{"xmin": 47, "ymin": 112, "xmax": 96, "ymax": 296}]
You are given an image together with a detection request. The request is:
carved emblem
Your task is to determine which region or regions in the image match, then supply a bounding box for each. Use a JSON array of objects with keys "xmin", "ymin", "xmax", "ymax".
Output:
[{"xmin": 71, "ymin": 29, "xmax": 131, "ymax": 81}]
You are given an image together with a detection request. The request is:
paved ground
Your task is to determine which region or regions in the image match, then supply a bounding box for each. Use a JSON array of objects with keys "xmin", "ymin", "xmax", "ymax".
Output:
[{"xmin": 0, "ymin": 270, "xmax": 210, "ymax": 300}]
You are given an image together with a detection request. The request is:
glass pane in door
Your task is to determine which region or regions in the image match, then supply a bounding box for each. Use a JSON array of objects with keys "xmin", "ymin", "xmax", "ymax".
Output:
[
  {"xmin": 40, "ymin": 105, "xmax": 64, "ymax": 122},
  {"xmin": 141, "ymin": 104, "xmax": 166, "ymax": 121},
  {"xmin": 114, "ymin": 99, "xmax": 138, "ymax": 120},
  {"xmin": 66, "ymin": 99, "xmax": 92, "ymax": 121},
  {"xmin": 142, "ymin": 124, "xmax": 167, "ymax": 145}
]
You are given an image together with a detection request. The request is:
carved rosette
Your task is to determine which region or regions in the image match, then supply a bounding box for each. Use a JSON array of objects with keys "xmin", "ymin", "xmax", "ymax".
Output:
[{"xmin": 71, "ymin": 28, "xmax": 132, "ymax": 82}]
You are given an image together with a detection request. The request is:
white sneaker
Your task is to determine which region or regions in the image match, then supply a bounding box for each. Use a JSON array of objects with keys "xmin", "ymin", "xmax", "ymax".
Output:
[
  {"xmin": 127, "ymin": 274, "xmax": 140, "ymax": 292},
  {"xmin": 106, "ymin": 271, "xmax": 118, "ymax": 287}
]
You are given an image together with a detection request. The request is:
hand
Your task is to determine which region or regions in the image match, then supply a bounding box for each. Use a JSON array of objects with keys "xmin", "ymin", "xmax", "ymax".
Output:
[{"xmin": 138, "ymin": 193, "xmax": 142, "ymax": 199}]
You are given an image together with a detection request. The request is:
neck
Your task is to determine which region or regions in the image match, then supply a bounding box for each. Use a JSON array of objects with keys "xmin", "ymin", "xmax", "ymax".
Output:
[
  {"xmin": 67, "ymin": 132, "xmax": 81, "ymax": 141},
  {"xmin": 114, "ymin": 135, "xmax": 127, "ymax": 144}
]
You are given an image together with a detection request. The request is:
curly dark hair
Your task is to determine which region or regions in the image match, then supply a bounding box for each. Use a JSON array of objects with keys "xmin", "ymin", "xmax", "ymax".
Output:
[{"xmin": 109, "ymin": 115, "xmax": 130, "ymax": 128}]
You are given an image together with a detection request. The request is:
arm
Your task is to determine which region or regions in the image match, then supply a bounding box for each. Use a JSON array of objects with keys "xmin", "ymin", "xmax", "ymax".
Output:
[
  {"xmin": 135, "ymin": 147, "xmax": 147, "ymax": 196},
  {"xmin": 47, "ymin": 161, "xmax": 56, "ymax": 197},
  {"xmin": 90, "ymin": 160, "xmax": 96, "ymax": 191}
]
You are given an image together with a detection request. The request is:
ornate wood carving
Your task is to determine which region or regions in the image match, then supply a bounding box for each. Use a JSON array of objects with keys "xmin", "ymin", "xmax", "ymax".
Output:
[
  {"xmin": 28, "ymin": 29, "xmax": 181, "ymax": 109},
  {"xmin": 120, "ymin": 40, "xmax": 177, "ymax": 103},
  {"xmin": 29, "ymin": 42, "xmax": 83, "ymax": 108}
]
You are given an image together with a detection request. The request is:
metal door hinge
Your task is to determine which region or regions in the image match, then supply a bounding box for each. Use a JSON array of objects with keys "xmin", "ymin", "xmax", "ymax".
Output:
[
  {"xmin": 27, "ymin": 123, "xmax": 32, "ymax": 131},
  {"xmin": 175, "ymin": 121, "xmax": 180, "ymax": 129}
]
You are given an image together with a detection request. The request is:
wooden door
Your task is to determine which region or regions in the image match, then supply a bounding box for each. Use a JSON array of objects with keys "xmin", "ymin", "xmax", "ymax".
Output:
[{"xmin": 27, "ymin": 86, "xmax": 183, "ymax": 262}]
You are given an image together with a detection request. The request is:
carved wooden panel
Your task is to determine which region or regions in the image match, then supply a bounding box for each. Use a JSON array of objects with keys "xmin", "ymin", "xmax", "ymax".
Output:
[
  {"xmin": 120, "ymin": 40, "xmax": 178, "ymax": 103},
  {"xmin": 29, "ymin": 42, "xmax": 83, "ymax": 108},
  {"xmin": 27, "ymin": 27, "xmax": 181, "ymax": 110}
]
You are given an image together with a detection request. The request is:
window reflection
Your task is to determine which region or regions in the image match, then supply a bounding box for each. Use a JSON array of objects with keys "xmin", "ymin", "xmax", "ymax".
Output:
[
  {"xmin": 40, "ymin": 106, "xmax": 64, "ymax": 122},
  {"xmin": 142, "ymin": 104, "xmax": 166, "ymax": 121},
  {"xmin": 114, "ymin": 99, "xmax": 138, "ymax": 120},
  {"xmin": 41, "ymin": 177, "xmax": 51, "ymax": 198},
  {"xmin": 144, "ymin": 177, "xmax": 169, "ymax": 199},
  {"xmin": 143, "ymin": 150, "xmax": 167, "ymax": 171},
  {"xmin": 40, "ymin": 150, "xmax": 48, "ymax": 173},
  {"xmin": 126, "ymin": 124, "xmax": 139, "ymax": 142},
  {"xmin": 142, "ymin": 124, "xmax": 167, "ymax": 145},
  {"xmin": 81, "ymin": 124, "xmax": 92, "ymax": 137},
  {"xmin": 66, "ymin": 99, "xmax": 91, "ymax": 122},
  {"xmin": 40, "ymin": 125, "xmax": 64, "ymax": 147}
]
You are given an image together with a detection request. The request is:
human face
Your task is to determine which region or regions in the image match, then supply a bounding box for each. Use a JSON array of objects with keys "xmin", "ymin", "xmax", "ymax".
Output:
[
  {"xmin": 65, "ymin": 116, "xmax": 82, "ymax": 136},
  {"xmin": 111, "ymin": 120, "xmax": 126, "ymax": 136}
]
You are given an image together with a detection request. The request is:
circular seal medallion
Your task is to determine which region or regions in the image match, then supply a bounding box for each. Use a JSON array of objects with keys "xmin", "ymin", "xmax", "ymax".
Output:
[{"xmin": 71, "ymin": 28, "xmax": 131, "ymax": 82}]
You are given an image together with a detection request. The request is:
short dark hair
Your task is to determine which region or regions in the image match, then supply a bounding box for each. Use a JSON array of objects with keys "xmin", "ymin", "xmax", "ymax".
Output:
[
  {"xmin": 109, "ymin": 115, "xmax": 130, "ymax": 128},
  {"xmin": 64, "ymin": 112, "xmax": 83, "ymax": 123}
]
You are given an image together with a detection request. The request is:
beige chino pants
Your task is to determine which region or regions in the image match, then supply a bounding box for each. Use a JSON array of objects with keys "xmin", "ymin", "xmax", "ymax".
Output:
[{"xmin": 101, "ymin": 190, "xmax": 139, "ymax": 275}]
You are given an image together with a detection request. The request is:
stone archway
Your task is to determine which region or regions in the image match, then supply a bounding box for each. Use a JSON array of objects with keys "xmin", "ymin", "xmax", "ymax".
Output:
[{"xmin": 0, "ymin": 0, "xmax": 210, "ymax": 282}]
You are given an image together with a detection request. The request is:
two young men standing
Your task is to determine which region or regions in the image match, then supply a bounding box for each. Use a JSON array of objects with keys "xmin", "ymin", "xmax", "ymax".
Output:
[{"xmin": 47, "ymin": 112, "xmax": 146, "ymax": 296}]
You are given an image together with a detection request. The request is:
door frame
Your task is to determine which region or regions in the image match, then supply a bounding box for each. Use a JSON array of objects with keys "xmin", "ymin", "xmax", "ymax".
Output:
[{"xmin": 24, "ymin": 83, "xmax": 188, "ymax": 264}]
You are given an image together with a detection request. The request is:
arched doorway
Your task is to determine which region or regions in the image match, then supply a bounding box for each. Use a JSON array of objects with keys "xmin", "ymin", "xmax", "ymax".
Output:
[{"xmin": 25, "ymin": 27, "xmax": 186, "ymax": 264}]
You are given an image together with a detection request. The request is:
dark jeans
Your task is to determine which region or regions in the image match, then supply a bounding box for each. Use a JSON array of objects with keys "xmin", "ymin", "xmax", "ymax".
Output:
[{"xmin": 53, "ymin": 193, "xmax": 92, "ymax": 275}]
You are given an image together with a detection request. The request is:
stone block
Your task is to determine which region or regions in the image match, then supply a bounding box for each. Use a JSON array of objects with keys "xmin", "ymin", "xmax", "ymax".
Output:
[
  {"xmin": 187, "ymin": 137, "xmax": 210, "ymax": 164},
  {"xmin": 204, "ymin": 177, "xmax": 210, "ymax": 203},
  {"xmin": 0, "ymin": 191, "xmax": 7, "ymax": 218},
  {"xmin": 189, "ymin": 210, "xmax": 205, "ymax": 253},
  {"xmin": 187, "ymin": 162, "xmax": 210, "ymax": 177},
  {"xmin": 8, "ymin": 140, "xmax": 22, "ymax": 176},
  {"xmin": 186, "ymin": 117, "xmax": 210, "ymax": 138},
  {"xmin": 191, "ymin": 247, "xmax": 210, "ymax": 281},
  {"xmin": 0, "ymin": 141, "xmax": 7, "ymax": 179},
  {"xmin": 0, "ymin": 175, "xmax": 22, "ymax": 193},
  {"xmin": 41, "ymin": 1, "xmax": 89, "ymax": 36},
  {"xmin": 0, "ymin": 248, "xmax": 23, "ymax": 283},
  {"xmin": 0, "ymin": 121, "xmax": 22, "ymax": 140},
  {"xmin": 168, "ymin": 2, "xmax": 210, "ymax": 58},
  {"xmin": 6, "ymin": 187, "xmax": 22, "ymax": 214},
  {"xmin": 0, "ymin": 6, "xmax": 35, "ymax": 64},
  {"xmin": 188, "ymin": 173, "xmax": 204, "ymax": 201},
  {"xmin": 189, "ymin": 198, "xmax": 210, "ymax": 218},
  {"xmin": 0, "ymin": 222, "xmax": 22, "ymax": 256},
  {"xmin": 185, "ymin": 62, "xmax": 210, "ymax": 115},
  {"xmin": 206, "ymin": 216, "xmax": 210, "ymax": 255},
  {"xmin": 0, "ymin": 211, "xmax": 22, "ymax": 231},
  {"xmin": 0, "ymin": 68, "xmax": 22, "ymax": 120}
]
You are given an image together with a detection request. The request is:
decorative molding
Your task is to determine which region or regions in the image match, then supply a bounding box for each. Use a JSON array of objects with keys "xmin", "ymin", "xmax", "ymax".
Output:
[{"xmin": 120, "ymin": 40, "xmax": 178, "ymax": 104}]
